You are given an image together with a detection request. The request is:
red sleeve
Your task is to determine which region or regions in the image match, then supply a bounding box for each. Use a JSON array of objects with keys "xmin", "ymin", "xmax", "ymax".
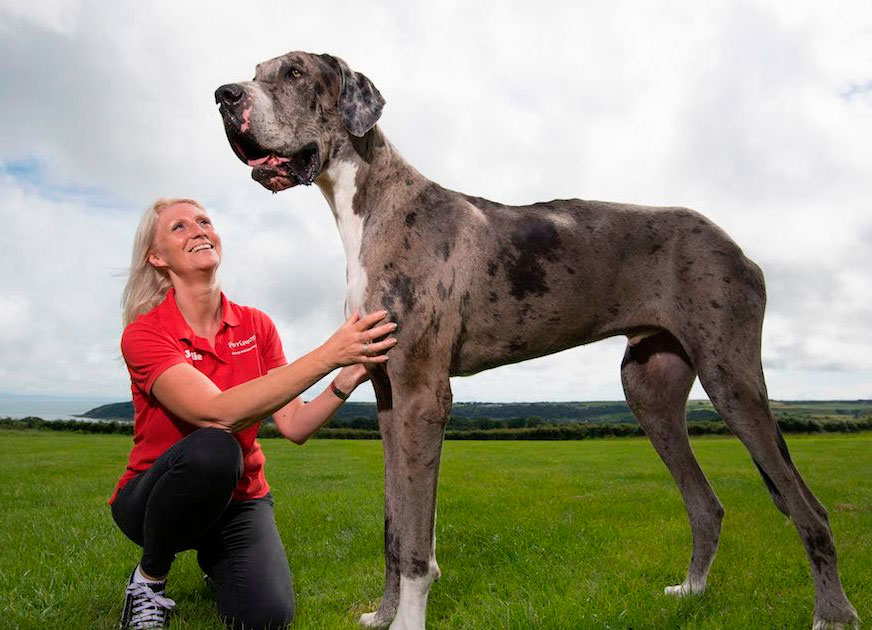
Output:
[
  {"xmin": 252, "ymin": 310, "xmax": 287, "ymax": 371},
  {"xmin": 120, "ymin": 321, "xmax": 188, "ymax": 395}
]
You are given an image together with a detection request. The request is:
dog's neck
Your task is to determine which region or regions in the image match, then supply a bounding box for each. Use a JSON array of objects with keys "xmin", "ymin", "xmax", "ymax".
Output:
[
  {"xmin": 316, "ymin": 126, "xmax": 423, "ymax": 215},
  {"xmin": 316, "ymin": 126, "xmax": 428, "ymax": 316},
  {"xmin": 315, "ymin": 127, "xmax": 388, "ymax": 315}
]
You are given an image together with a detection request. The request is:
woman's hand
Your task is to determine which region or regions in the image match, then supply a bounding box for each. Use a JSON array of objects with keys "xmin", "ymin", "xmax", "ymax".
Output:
[{"xmin": 320, "ymin": 310, "xmax": 397, "ymax": 369}]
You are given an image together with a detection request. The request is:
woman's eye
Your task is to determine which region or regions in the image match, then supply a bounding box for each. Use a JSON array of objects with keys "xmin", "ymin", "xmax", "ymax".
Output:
[
  {"xmin": 199, "ymin": 219, "xmax": 211, "ymax": 226},
  {"xmin": 172, "ymin": 223, "xmax": 184, "ymax": 231}
]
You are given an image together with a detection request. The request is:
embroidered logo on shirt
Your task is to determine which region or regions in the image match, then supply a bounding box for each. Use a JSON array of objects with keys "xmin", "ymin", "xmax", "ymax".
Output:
[
  {"xmin": 228, "ymin": 334, "xmax": 257, "ymax": 356},
  {"xmin": 185, "ymin": 349, "xmax": 204, "ymax": 361}
]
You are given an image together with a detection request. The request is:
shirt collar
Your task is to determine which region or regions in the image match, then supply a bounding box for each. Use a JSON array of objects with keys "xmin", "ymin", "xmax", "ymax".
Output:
[
  {"xmin": 157, "ymin": 287, "xmax": 240, "ymax": 342},
  {"xmin": 221, "ymin": 292, "xmax": 241, "ymax": 328}
]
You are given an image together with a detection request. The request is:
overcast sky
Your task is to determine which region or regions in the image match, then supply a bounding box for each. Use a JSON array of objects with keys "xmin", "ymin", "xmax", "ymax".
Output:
[{"xmin": 1, "ymin": 1, "xmax": 871, "ymax": 404}]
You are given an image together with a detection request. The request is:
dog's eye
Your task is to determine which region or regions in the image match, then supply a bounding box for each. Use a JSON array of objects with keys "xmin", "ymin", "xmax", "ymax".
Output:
[{"xmin": 287, "ymin": 67, "xmax": 302, "ymax": 80}]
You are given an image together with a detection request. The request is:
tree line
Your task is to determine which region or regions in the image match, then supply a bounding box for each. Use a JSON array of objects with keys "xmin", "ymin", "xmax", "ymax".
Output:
[{"xmin": 4, "ymin": 415, "xmax": 872, "ymax": 440}]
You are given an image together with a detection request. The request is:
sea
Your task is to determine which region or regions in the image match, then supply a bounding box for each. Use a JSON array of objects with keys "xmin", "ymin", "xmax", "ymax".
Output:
[{"xmin": 0, "ymin": 393, "xmax": 121, "ymax": 421}]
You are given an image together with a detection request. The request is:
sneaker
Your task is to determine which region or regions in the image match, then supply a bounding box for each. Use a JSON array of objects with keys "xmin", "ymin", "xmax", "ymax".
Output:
[{"xmin": 119, "ymin": 571, "xmax": 176, "ymax": 629}]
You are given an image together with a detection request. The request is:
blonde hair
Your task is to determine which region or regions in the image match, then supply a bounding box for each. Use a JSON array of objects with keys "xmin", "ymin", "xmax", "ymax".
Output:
[{"xmin": 121, "ymin": 197, "xmax": 214, "ymax": 326}]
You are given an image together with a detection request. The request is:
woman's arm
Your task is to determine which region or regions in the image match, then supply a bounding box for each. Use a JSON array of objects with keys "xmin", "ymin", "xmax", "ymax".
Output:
[
  {"xmin": 151, "ymin": 311, "xmax": 395, "ymax": 432},
  {"xmin": 271, "ymin": 364, "xmax": 369, "ymax": 444}
]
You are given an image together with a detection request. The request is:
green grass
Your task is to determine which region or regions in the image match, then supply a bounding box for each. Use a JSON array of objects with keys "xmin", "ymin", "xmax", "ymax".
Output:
[{"xmin": 0, "ymin": 432, "xmax": 869, "ymax": 629}]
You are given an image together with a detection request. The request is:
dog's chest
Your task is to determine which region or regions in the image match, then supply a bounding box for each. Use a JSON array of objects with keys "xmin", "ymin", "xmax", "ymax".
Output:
[{"xmin": 319, "ymin": 161, "xmax": 369, "ymax": 317}]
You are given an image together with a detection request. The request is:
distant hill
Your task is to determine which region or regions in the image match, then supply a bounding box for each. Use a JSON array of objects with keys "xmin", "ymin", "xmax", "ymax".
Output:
[
  {"xmin": 79, "ymin": 400, "xmax": 652, "ymax": 423},
  {"xmin": 78, "ymin": 402, "xmax": 134, "ymax": 420}
]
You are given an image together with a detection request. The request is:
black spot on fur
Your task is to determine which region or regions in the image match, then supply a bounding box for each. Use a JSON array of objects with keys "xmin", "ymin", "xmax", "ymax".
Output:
[
  {"xmin": 385, "ymin": 515, "xmax": 400, "ymax": 570},
  {"xmin": 405, "ymin": 211, "xmax": 417, "ymax": 227},
  {"xmin": 487, "ymin": 261, "xmax": 498, "ymax": 276},
  {"xmin": 498, "ymin": 217, "xmax": 562, "ymax": 300},
  {"xmin": 385, "ymin": 273, "xmax": 416, "ymax": 313},
  {"xmin": 710, "ymin": 300, "xmax": 722, "ymax": 309},
  {"xmin": 314, "ymin": 81, "xmax": 325, "ymax": 95},
  {"xmin": 775, "ymin": 425, "xmax": 793, "ymax": 465},
  {"xmin": 437, "ymin": 281, "xmax": 448, "ymax": 300},
  {"xmin": 508, "ymin": 338, "xmax": 526, "ymax": 353},
  {"xmin": 438, "ymin": 241, "xmax": 450, "ymax": 261},
  {"xmin": 753, "ymin": 459, "xmax": 790, "ymax": 516},
  {"xmin": 410, "ymin": 557, "xmax": 430, "ymax": 577},
  {"xmin": 807, "ymin": 530, "xmax": 833, "ymax": 574},
  {"xmin": 488, "ymin": 291, "xmax": 498, "ymax": 303}
]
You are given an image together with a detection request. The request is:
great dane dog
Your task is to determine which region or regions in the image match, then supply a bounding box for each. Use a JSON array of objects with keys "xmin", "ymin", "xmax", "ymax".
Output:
[{"xmin": 215, "ymin": 51, "xmax": 859, "ymax": 629}]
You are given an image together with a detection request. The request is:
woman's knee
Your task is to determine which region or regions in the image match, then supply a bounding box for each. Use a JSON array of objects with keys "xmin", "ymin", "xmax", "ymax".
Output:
[{"xmin": 178, "ymin": 428, "xmax": 243, "ymax": 485}]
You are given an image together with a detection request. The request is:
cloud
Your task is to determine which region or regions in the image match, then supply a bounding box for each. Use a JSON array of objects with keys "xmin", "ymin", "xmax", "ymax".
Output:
[{"xmin": 1, "ymin": 1, "xmax": 871, "ymax": 403}]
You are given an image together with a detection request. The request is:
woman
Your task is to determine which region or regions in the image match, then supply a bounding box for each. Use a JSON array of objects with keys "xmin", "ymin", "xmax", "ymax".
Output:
[{"xmin": 110, "ymin": 198, "xmax": 395, "ymax": 629}]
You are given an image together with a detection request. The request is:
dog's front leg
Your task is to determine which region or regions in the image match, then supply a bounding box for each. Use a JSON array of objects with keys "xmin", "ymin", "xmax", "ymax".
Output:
[
  {"xmin": 360, "ymin": 365, "xmax": 401, "ymax": 628},
  {"xmin": 360, "ymin": 364, "xmax": 451, "ymax": 630}
]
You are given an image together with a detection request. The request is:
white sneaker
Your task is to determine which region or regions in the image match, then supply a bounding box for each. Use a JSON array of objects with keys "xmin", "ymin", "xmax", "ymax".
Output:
[{"xmin": 119, "ymin": 571, "xmax": 175, "ymax": 629}]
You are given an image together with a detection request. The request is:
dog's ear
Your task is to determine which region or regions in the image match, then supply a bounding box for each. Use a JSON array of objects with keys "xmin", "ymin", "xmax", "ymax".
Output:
[{"xmin": 318, "ymin": 53, "xmax": 385, "ymax": 137}]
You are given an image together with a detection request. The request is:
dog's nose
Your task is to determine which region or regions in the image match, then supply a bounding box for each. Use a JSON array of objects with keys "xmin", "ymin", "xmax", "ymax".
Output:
[{"xmin": 215, "ymin": 84, "xmax": 245, "ymax": 106}]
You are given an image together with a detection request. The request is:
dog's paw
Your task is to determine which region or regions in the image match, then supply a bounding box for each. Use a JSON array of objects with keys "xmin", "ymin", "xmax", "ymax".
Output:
[
  {"xmin": 664, "ymin": 578, "xmax": 705, "ymax": 597},
  {"xmin": 359, "ymin": 611, "xmax": 392, "ymax": 628},
  {"xmin": 812, "ymin": 612, "xmax": 860, "ymax": 630}
]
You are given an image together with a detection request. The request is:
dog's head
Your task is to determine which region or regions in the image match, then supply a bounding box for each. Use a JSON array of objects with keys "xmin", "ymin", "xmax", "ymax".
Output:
[{"xmin": 215, "ymin": 51, "xmax": 385, "ymax": 192}]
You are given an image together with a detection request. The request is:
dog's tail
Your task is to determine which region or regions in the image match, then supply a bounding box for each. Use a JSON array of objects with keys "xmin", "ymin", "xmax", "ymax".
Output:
[{"xmin": 751, "ymin": 425, "xmax": 792, "ymax": 517}]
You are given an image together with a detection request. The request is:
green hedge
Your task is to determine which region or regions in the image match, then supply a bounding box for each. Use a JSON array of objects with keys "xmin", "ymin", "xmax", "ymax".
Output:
[{"xmin": 4, "ymin": 415, "xmax": 872, "ymax": 440}]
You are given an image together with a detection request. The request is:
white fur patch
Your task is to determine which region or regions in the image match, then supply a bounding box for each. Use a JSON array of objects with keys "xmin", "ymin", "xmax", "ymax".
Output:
[
  {"xmin": 390, "ymin": 575, "xmax": 432, "ymax": 630},
  {"xmin": 664, "ymin": 576, "xmax": 706, "ymax": 597},
  {"xmin": 430, "ymin": 509, "xmax": 440, "ymax": 580},
  {"xmin": 463, "ymin": 199, "xmax": 489, "ymax": 224},
  {"xmin": 545, "ymin": 211, "xmax": 575, "ymax": 229},
  {"xmin": 317, "ymin": 160, "xmax": 368, "ymax": 317}
]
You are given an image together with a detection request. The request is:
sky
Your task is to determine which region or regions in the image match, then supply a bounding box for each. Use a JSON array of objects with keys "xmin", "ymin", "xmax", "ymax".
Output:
[{"xmin": 0, "ymin": 0, "xmax": 871, "ymax": 404}]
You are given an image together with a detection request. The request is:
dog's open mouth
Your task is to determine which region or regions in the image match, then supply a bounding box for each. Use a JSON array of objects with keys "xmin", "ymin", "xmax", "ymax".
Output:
[{"xmin": 220, "ymin": 117, "xmax": 320, "ymax": 192}]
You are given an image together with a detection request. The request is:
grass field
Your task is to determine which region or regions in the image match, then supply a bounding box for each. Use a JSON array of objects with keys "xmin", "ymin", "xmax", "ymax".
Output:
[{"xmin": 0, "ymin": 431, "xmax": 869, "ymax": 629}]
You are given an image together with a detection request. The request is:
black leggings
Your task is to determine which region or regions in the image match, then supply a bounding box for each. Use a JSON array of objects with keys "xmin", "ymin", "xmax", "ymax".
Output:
[{"xmin": 111, "ymin": 428, "xmax": 294, "ymax": 629}]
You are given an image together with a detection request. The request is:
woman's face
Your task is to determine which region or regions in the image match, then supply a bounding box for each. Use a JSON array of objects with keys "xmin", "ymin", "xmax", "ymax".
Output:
[{"xmin": 148, "ymin": 202, "xmax": 222, "ymax": 277}]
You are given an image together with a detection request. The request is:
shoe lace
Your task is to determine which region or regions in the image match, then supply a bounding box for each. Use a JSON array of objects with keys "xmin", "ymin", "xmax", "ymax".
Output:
[{"xmin": 125, "ymin": 582, "xmax": 176, "ymax": 629}]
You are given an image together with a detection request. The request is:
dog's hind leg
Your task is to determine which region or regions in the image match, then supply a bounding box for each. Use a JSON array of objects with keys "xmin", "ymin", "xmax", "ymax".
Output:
[
  {"xmin": 697, "ymin": 361, "xmax": 858, "ymax": 628},
  {"xmin": 621, "ymin": 330, "xmax": 725, "ymax": 597},
  {"xmin": 686, "ymin": 285, "xmax": 859, "ymax": 628}
]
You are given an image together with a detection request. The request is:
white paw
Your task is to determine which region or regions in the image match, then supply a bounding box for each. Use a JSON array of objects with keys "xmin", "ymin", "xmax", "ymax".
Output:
[
  {"xmin": 664, "ymin": 578, "xmax": 705, "ymax": 597},
  {"xmin": 388, "ymin": 575, "xmax": 430, "ymax": 630},
  {"xmin": 360, "ymin": 611, "xmax": 392, "ymax": 628},
  {"xmin": 812, "ymin": 618, "xmax": 860, "ymax": 630}
]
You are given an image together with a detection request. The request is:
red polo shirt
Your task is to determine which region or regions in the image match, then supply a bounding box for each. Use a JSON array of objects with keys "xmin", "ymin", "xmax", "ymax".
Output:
[{"xmin": 110, "ymin": 288, "xmax": 287, "ymax": 504}]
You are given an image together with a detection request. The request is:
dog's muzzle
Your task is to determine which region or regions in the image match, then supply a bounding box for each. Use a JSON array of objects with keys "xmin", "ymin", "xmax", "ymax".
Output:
[{"xmin": 215, "ymin": 85, "xmax": 321, "ymax": 192}]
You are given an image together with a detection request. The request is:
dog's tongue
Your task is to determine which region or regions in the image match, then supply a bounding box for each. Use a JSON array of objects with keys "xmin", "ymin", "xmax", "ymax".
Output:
[{"xmin": 247, "ymin": 154, "xmax": 290, "ymax": 167}]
